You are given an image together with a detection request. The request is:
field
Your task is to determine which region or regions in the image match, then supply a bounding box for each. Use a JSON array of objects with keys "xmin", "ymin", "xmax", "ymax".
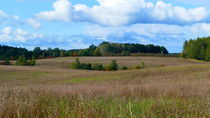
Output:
[{"xmin": 0, "ymin": 57, "xmax": 209, "ymax": 118}]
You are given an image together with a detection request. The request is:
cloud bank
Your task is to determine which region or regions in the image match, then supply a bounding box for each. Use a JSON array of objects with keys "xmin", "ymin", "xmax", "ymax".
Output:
[{"xmin": 36, "ymin": 0, "xmax": 210, "ymax": 26}]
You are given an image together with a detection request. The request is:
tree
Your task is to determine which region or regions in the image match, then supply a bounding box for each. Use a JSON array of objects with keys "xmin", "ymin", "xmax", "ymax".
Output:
[
  {"xmin": 52, "ymin": 48, "xmax": 60, "ymax": 57},
  {"xmin": 29, "ymin": 56, "xmax": 36, "ymax": 66},
  {"xmin": 93, "ymin": 48, "xmax": 101, "ymax": 56},
  {"xmin": 182, "ymin": 37, "xmax": 210, "ymax": 61},
  {"xmin": 80, "ymin": 63, "xmax": 92, "ymax": 70},
  {"xmin": 93, "ymin": 64, "xmax": 104, "ymax": 71},
  {"xmin": 4, "ymin": 58, "xmax": 11, "ymax": 65},
  {"xmin": 33, "ymin": 47, "xmax": 42, "ymax": 58},
  {"xmin": 121, "ymin": 51, "xmax": 130, "ymax": 56},
  {"xmin": 107, "ymin": 60, "xmax": 118, "ymax": 71},
  {"xmin": 16, "ymin": 56, "xmax": 27, "ymax": 65},
  {"xmin": 71, "ymin": 58, "xmax": 81, "ymax": 69}
]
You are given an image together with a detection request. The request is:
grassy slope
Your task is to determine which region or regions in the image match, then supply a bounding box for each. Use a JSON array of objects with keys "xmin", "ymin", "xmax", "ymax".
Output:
[{"xmin": 0, "ymin": 57, "xmax": 209, "ymax": 118}]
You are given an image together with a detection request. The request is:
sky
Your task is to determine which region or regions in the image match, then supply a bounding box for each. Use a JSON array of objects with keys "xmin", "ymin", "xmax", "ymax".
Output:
[{"xmin": 0, "ymin": 0, "xmax": 210, "ymax": 52}]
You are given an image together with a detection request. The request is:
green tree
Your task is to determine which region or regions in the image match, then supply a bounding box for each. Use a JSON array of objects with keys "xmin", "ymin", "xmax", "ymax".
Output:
[
  {"xmin": 29, "ymin": 56, "xmax": 36, "ymax": 66},
  {"xmin": 80, "ymin": 63, "xmax": 92, "ymax": 70},
  {"xmin": 107, "ymin": 60, "xmax": 118, "ymax": 71},
  {"xmin": 4, "ymin": 58, "xmax": 11, "ymax": 65},
  {"xmin": 16, "ymin": 56, "xmax": 27, "ymax": 65},
  {"xmin": 33, "ymin": 47, "xmax": 42, "ymax": 58},
  {"xmin": 93, "ymin": 48, "xmax": 101, "ymax": 56},
  {"xmin": 93, "ymin": 64, "xmax": 104, "ymax": 71},
  {"xmin": 71, "ymin": 58, "xmax": 81, "ymax": 69},
  {"xmin": 121, "ymin": 51, "xmax": 130, "ymax": 56}
]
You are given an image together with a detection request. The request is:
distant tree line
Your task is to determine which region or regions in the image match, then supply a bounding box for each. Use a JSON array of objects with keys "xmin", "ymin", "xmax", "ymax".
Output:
[
  {"xmin": 69, "ymin": 42, "xmax": 168, "ymax": 56},
  {"xmin": 182, "ymin": 37, "xmax": 210, "ymax": 61},
  {"xmin": 0, "ymin": 45, "xmax": 31, "ymax": 60},
  {"xmin": 0, "ymin": 42, "xmax": 169, "ymax": 60}
]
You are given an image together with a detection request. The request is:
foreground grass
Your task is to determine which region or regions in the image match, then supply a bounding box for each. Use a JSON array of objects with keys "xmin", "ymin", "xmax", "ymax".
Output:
[{"xmin": 0, "ymin": 89, "xmax": 209, "ymax": 118}]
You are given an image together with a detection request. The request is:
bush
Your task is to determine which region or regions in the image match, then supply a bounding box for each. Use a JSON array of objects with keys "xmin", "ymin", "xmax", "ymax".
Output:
[
  {"xmin": 4, "ymin": 58, "xmax": 11, "ymax": 65},
  {"xmin": 121, "ymin": 51, "xmax": 130, "ymax": 56},
  {"xmin": 134, "ymin": 65, "xmax": 141, "ymax": 69},
  {"xmin": 71, "ymin": 58, "xmax": 81, "ymax": 69},
  {"xmin": 121, "ymin": 66, "xmax": 128, "ymax": 70},
  {"xmin": 29, "ymin": 56, "xmax": 36, "ymax": 66},
  {"xmin": 80, "ymin": 63, "xmax": 92, "ymax": 70},
  {"xmin": 107, "ymin": 60, "xmax": 118, "ymax": 71},
  {"xmin": 141, "ymin": 62, "xmax": 145, "ymax": 69},
  {"xmin": 16, "ymin": 56, "xmax": 36, "ymax": 66},
  {"xmin": 93, "ymin": 64, "xmax": 104, "ymax": 71},
  {"xmin": 134, "ymin": 62, "xmax": 145, "ymax": 69},
  {"xmin": 16, "ymin": 56, "xmax": 27, "ymax": 65}
]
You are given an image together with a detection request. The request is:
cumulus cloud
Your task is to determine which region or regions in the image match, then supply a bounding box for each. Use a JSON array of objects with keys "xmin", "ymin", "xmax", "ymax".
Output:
[
  {"xmin": 35, "ymin": 0, "xmax": 72, "ymax": 22},
  {"xmin": 35, "ymin": 0, "xmax": 210, "ymax": 26},
  {"xmin": 0, "ymin": 27, "xmax": 43, "ymax": 43},
  {"xmin": 85, "ymin": 23, "xmax": 210, "ymax": 52}
]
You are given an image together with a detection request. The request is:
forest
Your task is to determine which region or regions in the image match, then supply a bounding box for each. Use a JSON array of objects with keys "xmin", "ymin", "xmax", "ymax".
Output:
[
  {"xmin": 182, "ymin": 37, "xmax": 210, "ymax": 61},
  {"xmin": 0, "ymin": 42, "xmax": 168, "ymax": 60}
]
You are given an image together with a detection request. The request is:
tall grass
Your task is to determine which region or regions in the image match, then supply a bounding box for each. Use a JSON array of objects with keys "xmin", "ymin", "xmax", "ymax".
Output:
[{"xmin": 0, "ymin": 86, "xmax": 209, "ymax": 118}]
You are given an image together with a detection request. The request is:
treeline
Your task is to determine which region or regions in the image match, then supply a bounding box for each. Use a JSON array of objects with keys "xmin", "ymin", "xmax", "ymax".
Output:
[
  {"xmin": 0, "ymin": 42, "xmax": 169, "ymax": 60},
  {"xmin": 0, "ymin": 46, "xmax": 70, "ymax": 60},
  {"xmin": 182, "ymin": 37, "xmax": 210, "ymax": 61},
  {"xmin": 70, "ymin": 42, "xmax": 168, "ymax": 56},
  {"xmin": 0, "ymin": 45, "xmax": 30, "ymax": 60}
]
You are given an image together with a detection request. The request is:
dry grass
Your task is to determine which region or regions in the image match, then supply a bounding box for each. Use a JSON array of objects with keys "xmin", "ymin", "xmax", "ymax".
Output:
[
  {"xmin": 0, "ymin": 57, "xmax": 209, "ymax": 118},
  {"xmin": 36, "ymin": 56, "xmax": 205, "ymax": 68}
]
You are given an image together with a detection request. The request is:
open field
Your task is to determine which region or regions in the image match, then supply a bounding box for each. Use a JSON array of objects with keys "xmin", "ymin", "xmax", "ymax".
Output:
[
  {"xmin": 36, "ymin": 56, "xmax": 205, "ymax": 68},
  {"xmin": 0, "ymin": 57, "xmax": 209, "ymax": 118}
]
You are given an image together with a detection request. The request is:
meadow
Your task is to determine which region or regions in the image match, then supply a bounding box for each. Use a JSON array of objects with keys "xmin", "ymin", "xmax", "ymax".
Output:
[{"xmin": 0, "ymin": 57, "xmax": 209, "ymax": 118}]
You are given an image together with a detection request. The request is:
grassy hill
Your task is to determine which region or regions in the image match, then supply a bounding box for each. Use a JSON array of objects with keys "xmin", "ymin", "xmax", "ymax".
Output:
[{"xmin": 0, "ymin": 57, "xmax": 209, "ymax": 117}]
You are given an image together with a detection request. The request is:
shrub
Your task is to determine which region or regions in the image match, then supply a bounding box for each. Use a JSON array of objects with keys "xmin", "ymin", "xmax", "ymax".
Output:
[
  {"xmin": 71, "ymin": 58, "xmax": 81, "ymax": 69},
  {"xmin": 29, "ymin": 56, "xmax": 36, "ymax": 66},
  {"xmin": 107, "ymin": 60, "xmax": 118, "ymax": 71},
  {"xmin": 121, "ymin": 51, "xmax": 130, "ymax": 56},
  {"xmin": 16, "ymin": 56, "xmax": 36, "ymax": 66},
  {"xmin": 93, "ymin": 64, "xmax": 104, "ymax": 71},
  {"xmin": 121, "ymin": 66, "xmax": 128, "ymax": 70},
  {"xmin": 134, "ymin": 62, "xmax": 145, "ymax": 69},
  {"xmin": 4, "ymin": 58, "xmax": 11, "ymax": 65},
  {"xmin": 134, "ymin": 65, "xmax": 141, "ymax": 69},
  {"xmin": 16, "ymin": 56, "xmax": 27, "ymax": 65},
  {"xmin": 141, "ymin": 62, "xmax": 145, "ymax": 69},
  {"xmin": 80, "ymin": 63, "xmax": 93, "ymax": 70}
]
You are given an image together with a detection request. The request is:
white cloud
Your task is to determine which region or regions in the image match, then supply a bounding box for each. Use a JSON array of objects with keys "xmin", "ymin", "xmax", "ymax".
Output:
[
  {"xmin": 2, "ymin": 27, "xmax": 12, "ymax": 34},
  {"xmin": 0, "ymin": 10, "xmax": 7, "ymax": 18},
  {"xmin": 0, "ymin": 27, "xmax": 43, "ymax": 43},
  {"xmin": 191, "ymin": 23, "xmax": 210, "ymax": 36},
  {"xmin": 35, "ymin": 0, "xmax": 72, "ymax": 22},
  {"xmin": 27, "ymin": 19, "xmax": 41, "ymax": 29},
  {"xmin": 0, "ymin": 10, "xmax": 8, "ymax": 24},
  {"xmin": 35, "ymin": 0, "xmax": 210, "ymax": 26},
  {"xmin": 84, "ymin": 23, "xmax": 210, "ymax": 52}
]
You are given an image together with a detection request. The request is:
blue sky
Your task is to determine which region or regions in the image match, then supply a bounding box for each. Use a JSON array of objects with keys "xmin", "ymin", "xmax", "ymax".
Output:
[{"xmin": 0, "ymin": 0, "xmax": 210, "ymax": 52}]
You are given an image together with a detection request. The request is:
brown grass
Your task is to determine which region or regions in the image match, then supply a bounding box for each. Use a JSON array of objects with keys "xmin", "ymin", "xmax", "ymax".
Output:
[{"xmin": 0, "ymin": 57, "xmax": 209, "ymax": 117}]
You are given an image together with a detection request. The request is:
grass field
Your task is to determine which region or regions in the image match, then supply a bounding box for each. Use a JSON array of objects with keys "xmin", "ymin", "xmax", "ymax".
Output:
[{"xmin": 0, "ymin": 57, "xmax": 209, "ymax": 118}]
